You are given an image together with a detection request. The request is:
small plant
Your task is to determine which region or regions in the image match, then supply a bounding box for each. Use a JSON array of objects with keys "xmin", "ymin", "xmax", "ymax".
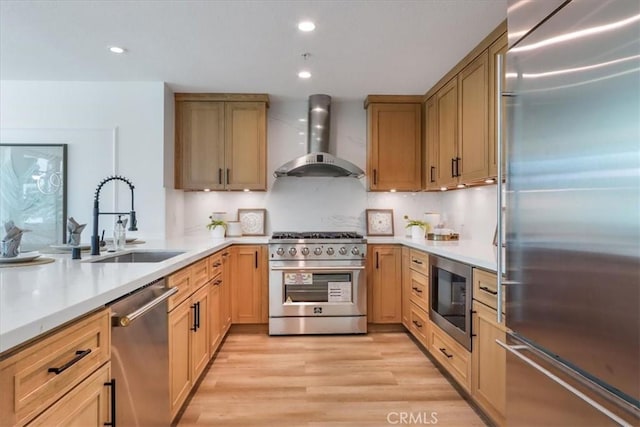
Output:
[
  {"xmin": 404, "ymin": 215, "xmax": 430, "ymax": 232},
  {"xmin": 206, "ymin": 216, "xmax": 227, "ymax": 231}
]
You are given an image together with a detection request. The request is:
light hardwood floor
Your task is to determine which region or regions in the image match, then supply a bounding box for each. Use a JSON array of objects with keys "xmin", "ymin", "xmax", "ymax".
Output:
[{"xmin": 178, "ymin": 332, "xmax": 487, "ymax": 427}]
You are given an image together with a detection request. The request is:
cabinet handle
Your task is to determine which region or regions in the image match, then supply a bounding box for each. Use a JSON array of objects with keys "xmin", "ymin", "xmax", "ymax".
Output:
[
  {"xmin": 439, "ymin": 347, "xmax": 453, "ymax": 358},
  {"xmin": 412, "ymin": 286, "xmax": 422, "ymax": 294},
  {"xmin": 375, "ymin": 252, "xmax": 379, "ymax": 269},
  {"xmin": 430, "ymin": 166, "xmax": 435, "ymax": 183},
  {"xmin": 218, "ymin": 168, "xmax": 222, "ymax": 185},
  {"xmin": 255, "ymin": 250, "xmax": 258, "ymax": 269},
  {"xmin": 226, "ymin": 168, "xmax": 230, "ymax": 185},
  {"xmin": 196, "ymin": 301, "xmax": 201, "ymax": 331},
  {"xmin": 411, "ymin": 258, "xmax": 423, "ymax": 265},
  {"xmin": 222, "ymin": 252, "xmax": 229, "ymax": 257},
  {"xmin": 451, "ymin": 158, "xmax": 456, "ymax": 178},
  {"xmin": 213, "ymin": 262, "xmax": 221, "ymax": 267},
  {"xmin": 48, "ymin": 349, "xmax": 92, "ymax": 375},
  {"xmin": 455, "ymin": 157, "xmax": 461, "ymax": 177},
  {"xmin": 191, "ymin": 304, "xmax": 198, "ymax": 331},
  {"xmin": 412, "ymin": 320, "xmax": 423, "ymax": 328},
  {"xmin": 103, "ymin": 378, "xmax": 116, "ymax": 427},
  {"xmin": 479, "ymin": 285, "xmax": 498, "ymax": 295},
  {"xmin": 373, "ymin": 169, "xmax": 377, "ymax": 185}
]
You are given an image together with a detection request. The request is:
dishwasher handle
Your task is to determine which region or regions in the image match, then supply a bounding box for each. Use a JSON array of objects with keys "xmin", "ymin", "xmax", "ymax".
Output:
[{"xmin": 112, "ymin": 287, "xmax": 178, "ymax": 327}]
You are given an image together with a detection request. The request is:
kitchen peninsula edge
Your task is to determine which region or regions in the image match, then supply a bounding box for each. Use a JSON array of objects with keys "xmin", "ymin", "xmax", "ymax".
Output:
[{"xmin": 0, "ymin": 235, "xmax": 496, "ymax": 355}]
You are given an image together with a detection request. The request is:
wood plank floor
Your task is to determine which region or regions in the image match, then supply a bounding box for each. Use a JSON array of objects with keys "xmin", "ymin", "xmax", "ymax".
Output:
[{"xmin": 178, "ymin": 332, "xmax": 487, "ymax": 427}]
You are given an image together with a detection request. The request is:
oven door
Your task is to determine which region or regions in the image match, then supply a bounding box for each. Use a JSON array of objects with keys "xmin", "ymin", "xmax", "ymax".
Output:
[{"xmin": 269, "ymin": 261, "xmax": 366, "ymax": 317}]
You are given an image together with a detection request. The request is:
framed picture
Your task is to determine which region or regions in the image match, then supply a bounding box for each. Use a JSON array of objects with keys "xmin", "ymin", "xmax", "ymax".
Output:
[
  {"xmin": 0, "ymin": 144, "xmax": 67, "ymax": 251},
  {"xmin": 237, "ymin": 208, "xmax": 266, "ymax": 236},
  {"xmin": 366, "ymin": 209, "xmax": 394, "ymax": 236}
]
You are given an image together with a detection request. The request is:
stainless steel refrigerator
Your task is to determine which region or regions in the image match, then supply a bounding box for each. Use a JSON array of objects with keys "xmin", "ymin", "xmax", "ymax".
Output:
[{"xmin": 499, "ymin": 0, "xmax": 640, "ymax": 425}]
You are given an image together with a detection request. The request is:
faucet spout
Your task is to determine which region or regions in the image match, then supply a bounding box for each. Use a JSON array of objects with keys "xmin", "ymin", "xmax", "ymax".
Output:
[{"xmin": 91, "ymin": 175, "xmax": 137, "ymax": 255}]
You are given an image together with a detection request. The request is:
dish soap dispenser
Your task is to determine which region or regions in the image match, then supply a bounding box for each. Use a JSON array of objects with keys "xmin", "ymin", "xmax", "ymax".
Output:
[{"xmin": 114, "ymin": 215, "xmax": 126, "ymax": 251}]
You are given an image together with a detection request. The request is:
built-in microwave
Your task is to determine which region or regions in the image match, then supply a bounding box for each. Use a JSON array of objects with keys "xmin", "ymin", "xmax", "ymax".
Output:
[{"xmin": 429, "ymin": 255, "xmax": 473, "ymax": 350}]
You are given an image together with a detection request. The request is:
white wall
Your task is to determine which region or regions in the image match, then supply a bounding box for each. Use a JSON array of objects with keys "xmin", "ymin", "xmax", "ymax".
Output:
[
  {"xmin": 0, "ymin": 81, "xmax": 167, "ymax": 240},
  {"xmin": 440, "ymin": 184, "xmax": 497, "ymax": 243}
]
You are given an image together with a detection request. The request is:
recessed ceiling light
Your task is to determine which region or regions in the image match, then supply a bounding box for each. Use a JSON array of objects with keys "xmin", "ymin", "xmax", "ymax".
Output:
[
  {"xmin": 440, "ymin": 187, "xmax": 447, "ymax": 191},
  {"xmin": 203, "ymin": 188, "xmax": 210, "ymax": 192},
  {"xmin": 389, "ymin": 189, "xmax": 397, "ymax": 193},
  {"xmin": 485, "ymin": 178, "xmax": 495, "ymax": 184},
  {"xmin": 243, "ymin": 189, "xmax": 251, "ymax": 192},
  {"xmin": 109, "ymin": 46, "xmax": 125, "ymax": 54},
  {"xmin": 457, "ymin": 184, "xmax": 466, "ymax": 188},
  {"xmin": 298, "ymin": 131, "xmax": 305, "ymax": 135},
  {"xmin": 298, "ymin": 118, "xmax": 307, "ymax": 122},
  {"xmin": 298, "ymin": 21, "xmax": 316, "ymax": 32},
  {"xmin": 298, "ymin": 70, "xmax": 311, "ymax": 79}
]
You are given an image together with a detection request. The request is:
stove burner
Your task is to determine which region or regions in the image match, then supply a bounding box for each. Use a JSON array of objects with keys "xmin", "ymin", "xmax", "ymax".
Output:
[{"xmin": 271, "ymin": 231, "xmax": 363, "ymax": 240}]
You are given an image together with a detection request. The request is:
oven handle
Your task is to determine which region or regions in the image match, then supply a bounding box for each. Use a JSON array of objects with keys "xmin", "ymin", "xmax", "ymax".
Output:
[{"xmin": 271, "ymin": 266, "xmax": 366, "ymax": 271}]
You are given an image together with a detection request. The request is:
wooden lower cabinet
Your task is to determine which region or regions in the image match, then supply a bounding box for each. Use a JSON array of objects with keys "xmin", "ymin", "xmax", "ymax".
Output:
[
  {"xmin": 408, "ymin": 302, "xmax": 430, "ymax": 348},
  {"xmin": 401, "ymin": 247, "xmax": 411, "ymax": 328},
  {"xmin": 190, "ymin": 284, "xmax": 210, "ymax": 381},
  {"xmin": 429, "ymin": 321, "xmax": 471, "ymax": 392},
  {"xmin": 209, "ymin": 278, "xmax": 222, "ymax": 355},
  {"xmin": 168, "ymin": 297, "xmax": 192, "ymax": 420},
  {"xmin": 221, "ymin": 250, "xmax": 232, "ymax": 332},
  {"xmin": 27, "ymin": 363, "xmax": 111, "ymax": 427},
  {"xmin": 368, "ymin": 245, "xmax": 402, "ymax": 323},
  {"xmin": 231, "ymin": 245, "xmax": 266, "ymax": 324},
  {"xmin": 472, "ymin": 301, "xmax": 506, "ymax": 426}
]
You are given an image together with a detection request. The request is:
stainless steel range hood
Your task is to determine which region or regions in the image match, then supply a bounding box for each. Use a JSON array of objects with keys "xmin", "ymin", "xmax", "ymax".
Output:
[{"xmin": 274, "ymin": 94, "xmax": 365, "ymax": 178}]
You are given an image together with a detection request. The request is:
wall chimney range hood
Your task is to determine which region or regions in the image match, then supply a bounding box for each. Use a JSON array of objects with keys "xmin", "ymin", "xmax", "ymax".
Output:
[{"xmin": 274, "ymin": 94, "xmax": 365, "ymax": 178}]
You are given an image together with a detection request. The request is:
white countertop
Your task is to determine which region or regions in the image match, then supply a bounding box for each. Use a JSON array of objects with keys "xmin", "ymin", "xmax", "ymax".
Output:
[
  {"xmin": 0, "ymin": 234, "xmax": 497, "ymax": 355},
  {"xmin": 0, "ymin": 236, "xmax": 267, "ymax": 354}
]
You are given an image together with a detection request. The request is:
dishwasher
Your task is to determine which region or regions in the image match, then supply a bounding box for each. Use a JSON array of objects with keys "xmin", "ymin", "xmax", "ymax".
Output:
[{"xmin": 110, "ymin": 278, "xmax": 177, "ymax": 426}]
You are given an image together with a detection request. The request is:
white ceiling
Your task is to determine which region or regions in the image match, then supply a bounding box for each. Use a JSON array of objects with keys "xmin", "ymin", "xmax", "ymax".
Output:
[{"xmin": 0, "ymin": 0, "xmax": 507, "ymax": 101}]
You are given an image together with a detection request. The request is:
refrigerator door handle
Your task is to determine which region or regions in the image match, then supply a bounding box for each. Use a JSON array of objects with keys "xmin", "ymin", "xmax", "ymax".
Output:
[
  {"xmin": 496, "ymin": 339, "xmax": 635, "ymax": 427},
  {"xmin": 496, "ymin": 52, "xmax": 505, "ymax": 324}
]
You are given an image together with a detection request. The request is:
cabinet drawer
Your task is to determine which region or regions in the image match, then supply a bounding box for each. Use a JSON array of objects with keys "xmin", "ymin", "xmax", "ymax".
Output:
[
  {"xmin": 409, "ymin": 250, "xmax": 429, "ymax": 275},
  {"xmin": 408, "ymin": 302, "xmax": 430, "ymax": 348},
  {"xmin": 473, "ymin": 268, "xmax": 505, "ymax": 314},
  {"xmin": 191, "ymin": 258, "xmax": 209, "ymax": 291},
  {"xmin": 409, "ymin": 269, "xmax": 429, "ymax": 312},
  {"xmin": 167, "ymin": 267, "xmax": 191, "ymax": 311},
  {"xmin": 208, "ymin": 252, "xmax": 223, "ymax": 280},
  {"xmin": 429, "ymin": 322, "xmax": 471, "ymax": 391},
  {"xmin": 0, "ymin": 309, "xmax": 110, "ymax": 426}
]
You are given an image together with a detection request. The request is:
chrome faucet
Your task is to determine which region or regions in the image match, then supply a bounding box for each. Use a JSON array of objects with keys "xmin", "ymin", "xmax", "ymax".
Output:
[{"xmin": 91, "ymin": 175, "xmax": 138, "ymax": 255}]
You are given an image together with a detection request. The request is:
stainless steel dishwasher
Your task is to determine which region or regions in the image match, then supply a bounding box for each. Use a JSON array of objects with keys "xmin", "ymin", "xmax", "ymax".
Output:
[{"xmin": 110, "ymin": 278, "xmax": 177, "ymax": 426}]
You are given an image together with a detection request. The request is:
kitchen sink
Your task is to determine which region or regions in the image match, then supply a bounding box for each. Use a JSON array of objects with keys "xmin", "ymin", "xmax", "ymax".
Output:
[{"xmin": 90, "ymin": 251, "xmax": 185, "ymax": 263}]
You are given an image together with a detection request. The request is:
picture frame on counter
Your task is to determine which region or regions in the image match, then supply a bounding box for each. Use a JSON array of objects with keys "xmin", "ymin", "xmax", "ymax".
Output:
[
  {"xmin": 366, "ymin": 209, "xmax": 394, "ymax": 236},
  {"xmin": 237, "ymin": 208, "xmax": 266, "ymax": 236}
]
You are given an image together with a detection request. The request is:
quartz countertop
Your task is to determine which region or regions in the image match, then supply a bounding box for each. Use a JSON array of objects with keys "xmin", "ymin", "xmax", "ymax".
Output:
[
  {"xmin": 0, "ymin": 236, "xmax": 267, "ymax": 354},
  {"xmin": 0, "ymin": 233, "xmax": 497, "ymax": 355}
]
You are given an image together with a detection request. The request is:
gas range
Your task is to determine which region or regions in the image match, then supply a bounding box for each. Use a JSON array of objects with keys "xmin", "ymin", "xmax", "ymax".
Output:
[{"xmin": 268, "ymin": 231, "xmax": 366, "ymax": 261}]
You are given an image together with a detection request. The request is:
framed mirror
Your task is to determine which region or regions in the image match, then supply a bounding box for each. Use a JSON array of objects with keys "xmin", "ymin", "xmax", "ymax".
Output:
[{"xmin": 0, "ymin": 144, "xmax": 67, "ymax": 251}]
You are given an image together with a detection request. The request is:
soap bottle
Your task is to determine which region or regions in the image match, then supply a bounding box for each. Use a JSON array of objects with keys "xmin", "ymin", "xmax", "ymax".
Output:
[{"xmin": 114, "ymin": 216, "xmax": 126, "ymax": 251}]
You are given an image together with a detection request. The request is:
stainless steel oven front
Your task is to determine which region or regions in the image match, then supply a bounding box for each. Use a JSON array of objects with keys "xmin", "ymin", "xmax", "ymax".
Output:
[
  {"xmin": 269, "ymin": 260, "xmax": 367, "ymax": 335},
  {"xmin": 429, "ymin": 255, "xmax": 473, "ymax": 350}
]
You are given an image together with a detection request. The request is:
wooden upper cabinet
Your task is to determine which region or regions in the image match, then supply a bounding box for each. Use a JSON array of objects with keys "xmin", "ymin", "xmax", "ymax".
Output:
[
  {"xmin": 174, "ymin": 93, "xmax": 269, "ymax": 191},
  {"xmin": 225, "ymin": 102, "xmax": 267, "ymax": 191},
  {"xmin": 176, "ymin": 101, "xmax": 225, "ymax": 190},
  {"xmin": 436, "ymin": 78, "xmax": 458, "ymax": 188},
  {"xmin": 458, "ymin": 50, "xmax": 489, "ymax": 182},
  {"xmin": 365, "ymin": 96, "xmax": 422, "ymax": 191},
  {"xmin": 424, "ymin": 95, "xmax": 439, "ymax": 190},
  {"xmin": 488, "ymin": 33, "xmax": 508, "ymax": 178}
]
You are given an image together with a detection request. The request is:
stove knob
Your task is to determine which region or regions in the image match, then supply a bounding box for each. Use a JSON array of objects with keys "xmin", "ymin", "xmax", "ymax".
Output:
[
  {"xmin": 276, "ymin": 248, "xmax": 285, "ymax": 256},
  {"xmin": 351, "ymin": 247, "xmax": 360, "ymax": 256},
  {"xmin": 301, "ymin": 247, "xmax": 310, "ymax": 256},
  {"xmin": 326, "ymin": 247, "xmax": 335, "ymax": 255},
  {"xmin": 314, "ymin": 247, "xmax": 323, "ymax": 255},
  {"xmin": 338, "ymin": 247, "xmax": 347, "ymax": 255},
  {"xmin": 289, "ymin": 247, "xmax": 297, "ymax": 256}
]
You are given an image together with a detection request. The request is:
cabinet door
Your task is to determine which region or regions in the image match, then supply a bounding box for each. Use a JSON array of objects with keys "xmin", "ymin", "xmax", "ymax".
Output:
[
  {"xmin": 401, "ymin": 247, "xmax": 411, "ymax": 329},
  {"xmin": 209, "ymin": 280, "xmax": 222, "ymax": 356},
  {"xmin": 231, "ymin": 245, "xmax": 263, "ymax": 323},
  {"xmin": 221, "ymin": 250, "xmax": 232, "ymax": 332},
  {"xmin": 224, "ymin": 102, "xmax": 267, "ymax": 191},
  {"xmin": 175, "ymin": 101, "xmax": 225, "ymax": 190},
  {"xmin": 489, "ymin": 33, "xmax": 508, "ymax": 178},
  {"xmin": 367, "ymin": 103, "xmax": 422, "ymax": 191},
  {"xmin": 191, "ymin": 284, "xmax": 210, "ymax": 381},
  {"xmin": 458, "ymin": 50, "xmax": 489, "ymax": 182},
  {"xmin": 472, "ymin": 301, "xmax": 506, "ymax": 426},
  {"xmin": 436, "ymin": 78, "xmax": 458, "ymax": 188},
  {"xmin": 27, "ymin": 363, "xmax": 111, "ymax": 427},
  {"xmin": 370, "ymin": 245, "xmax": 402, "ymax": 323},
  {"xmin": 424, "ymin": 95, "xmax": 440, "ymax": 190},
  {"xmin": 168, "ymin": 299, "xmax": 191, "ymax": 419}
]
